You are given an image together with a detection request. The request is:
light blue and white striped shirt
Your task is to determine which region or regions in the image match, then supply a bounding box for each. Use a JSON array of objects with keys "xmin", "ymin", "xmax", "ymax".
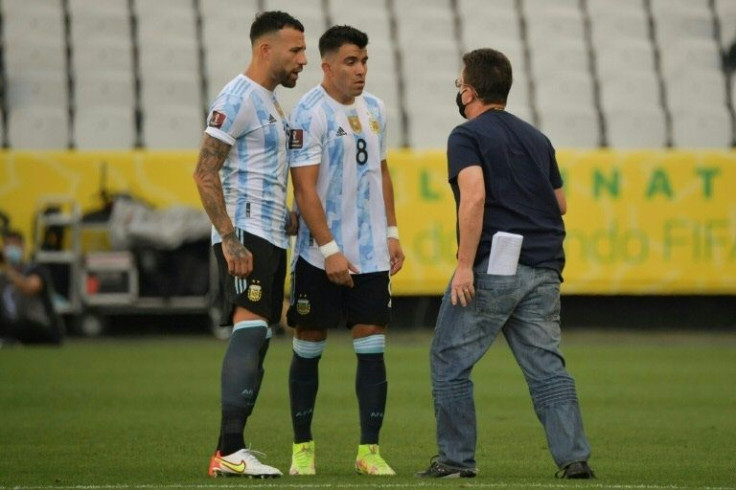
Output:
[
  {"xmin": 205, "ymin": 74, "xmax": 291, "ymax": 249},
  {"xmin": 289, "ymin": 85, "xmax": 390, "ymax": 273}
]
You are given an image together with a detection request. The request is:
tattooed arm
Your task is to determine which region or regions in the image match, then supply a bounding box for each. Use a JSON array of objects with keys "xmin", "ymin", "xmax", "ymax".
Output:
[{"xmin": 193, "ymin": 134, "xmax": 253, "ymax": 278}]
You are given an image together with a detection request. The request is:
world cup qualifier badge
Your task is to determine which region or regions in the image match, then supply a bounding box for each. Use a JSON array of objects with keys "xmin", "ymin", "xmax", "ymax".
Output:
[
  {"xmin": 289, "ymin": 129, "xmax": 303, "ymax": 149},
  {"xmin": 296, "ymin": 294, "xmax": 310, "ymax": 315},
  {"xmin": 208, "ymin": 111, "xmax": 226, "ymax": 129},
  {"xmin": 247, "ymin": 281, "xmax": 263, "ymax": 302}
]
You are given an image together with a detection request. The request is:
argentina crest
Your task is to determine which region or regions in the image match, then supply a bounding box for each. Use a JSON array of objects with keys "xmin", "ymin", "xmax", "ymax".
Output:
[
  {"xmin": 247, "ymin": 281, "xmax": 263, "ymax": 302},
  {"xmin": 296, "ymin": 294, "xmax": 311, "ymax": 315}
]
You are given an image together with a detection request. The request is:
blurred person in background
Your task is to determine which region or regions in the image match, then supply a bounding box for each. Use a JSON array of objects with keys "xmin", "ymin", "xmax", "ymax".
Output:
[
  {"xmin": 193, "ymin": 10, "xmax": 306, "ymax": 479},
  {"xmin": 415, "ymin": 48, "xmax": 594, "ymax": 480},
  {"xmin": 286, "ymin": 25, "xmax": 404, "ymax": 476},
  {"xmin": 0, "ymin": 229, "xmax": 64, "ymax": 346}
]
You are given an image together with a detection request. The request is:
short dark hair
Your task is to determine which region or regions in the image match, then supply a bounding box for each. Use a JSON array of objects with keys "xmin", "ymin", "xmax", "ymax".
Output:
[
  {"xmin": 462, "ymin": 48, "xmax": 513, "ymax": 104},
  {"xmin": 318, "ymin": 25, "xmax": 368, "ymax": 57},
  {"xmin": 250, "ymin": 11, "xmax": 304, "ymax": 44}
]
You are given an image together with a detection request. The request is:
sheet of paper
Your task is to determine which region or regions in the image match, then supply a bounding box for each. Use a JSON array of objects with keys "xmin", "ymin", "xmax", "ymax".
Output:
[{"xmin": 487, "ymin": 232, "xmax": 523, "ymax": 275}]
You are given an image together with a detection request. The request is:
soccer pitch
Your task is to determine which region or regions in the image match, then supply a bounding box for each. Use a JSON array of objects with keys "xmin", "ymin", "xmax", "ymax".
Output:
[{"xmin": 1, "ymin": 328, "xmax": 734, "ymax": 489}]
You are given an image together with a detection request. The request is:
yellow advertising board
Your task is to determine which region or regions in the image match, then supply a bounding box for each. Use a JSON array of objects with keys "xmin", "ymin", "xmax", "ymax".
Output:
[{"xmin": 1, "ymin": 149, "xmax": 735, "ymax": 295}]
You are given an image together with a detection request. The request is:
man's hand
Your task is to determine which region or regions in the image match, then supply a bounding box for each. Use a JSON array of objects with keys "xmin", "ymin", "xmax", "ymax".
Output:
[
  {"xmin": 450, "ymin": 265, "xmax": 475, "ymax": 307},
  {"xmin": 388, "ymin": 238, "xmax": 404, "ymax": 276},
  {"xmin": 286, "ymin": 211, "xmax": 299, "ymax": 236},
  {"xmin": 324, "ymin": 252, "xmax": 360, "ymax": 287},
  {"xmin": 222, "ymin": 233, "xmax": 253, "ymax": 278}
]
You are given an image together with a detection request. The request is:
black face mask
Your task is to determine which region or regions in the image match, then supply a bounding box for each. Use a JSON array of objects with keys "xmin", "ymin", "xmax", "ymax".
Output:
[{"xmin": 456, "ymin": 90, "xmax": 468, "ymax": 119}]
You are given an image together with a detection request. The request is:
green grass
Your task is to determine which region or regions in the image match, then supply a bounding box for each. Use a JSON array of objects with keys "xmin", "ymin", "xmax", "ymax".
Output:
[{"xmin": 1, "ymin": 328, "xmax": 735, "ymax": 489}]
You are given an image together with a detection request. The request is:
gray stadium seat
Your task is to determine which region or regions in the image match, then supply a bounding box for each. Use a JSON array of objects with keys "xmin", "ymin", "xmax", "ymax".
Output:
[
  {"xmin": 605, "ymin": 106, "xmax": 667, "ymax": 148},
  {"xmin": 142, "ymin": 106, "xmax": 203, "ymax": 150},
  {"xmin": 75, "ymin": 107, "xmax": 136, "ymax": 150},
  {"xmin": 8, "ymin": 107, "xmax": 69, "ymax": 150},
  {"xmin": 671, "ymin": 107, "xmax": 733, "ymax": 149},
  {"xmin": 538, "ymin": 106, "xmax": 600, "ymax": 149}
]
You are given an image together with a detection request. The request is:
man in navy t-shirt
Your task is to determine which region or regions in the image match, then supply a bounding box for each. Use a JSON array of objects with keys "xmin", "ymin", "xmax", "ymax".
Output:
[{"xmin": 416, "ymin": 48, "xmax": 594, "ymax": 480}]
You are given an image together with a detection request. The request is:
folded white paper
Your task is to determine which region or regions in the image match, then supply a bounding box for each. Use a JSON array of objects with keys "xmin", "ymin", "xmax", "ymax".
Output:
[{"xmin": 487, "ymin": 232, "xmax": 523, "ymax": 275}]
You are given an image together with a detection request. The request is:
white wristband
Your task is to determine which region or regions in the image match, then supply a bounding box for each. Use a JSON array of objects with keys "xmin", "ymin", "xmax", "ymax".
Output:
[
  {"xmin": 387, "ymin": 226, "xmax": 400, "ymax": 240},
  {"xmin": 319, "ymin": 240, "xmax": 340, "ymax": 258}
]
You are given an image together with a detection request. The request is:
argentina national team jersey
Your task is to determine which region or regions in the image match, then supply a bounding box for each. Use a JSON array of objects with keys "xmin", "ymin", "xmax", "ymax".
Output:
[
  {"xmin": 289, "ymin": 85, "xmax": 390, "ymax": 273},
  {"xmin": 205, "ymin": 74, "xmax": 291, "ymax": 249}
]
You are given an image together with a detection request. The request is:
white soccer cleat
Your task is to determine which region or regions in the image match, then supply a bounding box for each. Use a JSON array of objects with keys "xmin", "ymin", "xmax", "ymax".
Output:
[{"xmin": 209, "ymin": 448, "xmax": 283, "ymax": 478}]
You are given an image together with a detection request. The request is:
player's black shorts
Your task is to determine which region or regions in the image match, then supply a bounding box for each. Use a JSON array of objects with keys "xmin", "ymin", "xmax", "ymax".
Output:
[
  {"xmin": 213, "ymin": 230, "xmax": 286, "ymax": 325},
  {"xmin": 287, "ymin": 257, "xmax": 391, "ymax": 329}
]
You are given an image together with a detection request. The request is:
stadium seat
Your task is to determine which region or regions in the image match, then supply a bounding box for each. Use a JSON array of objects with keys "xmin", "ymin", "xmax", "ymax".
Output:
[
  {"xmin": 653, "ymin": 8, "xmax": 714, "ymax": 45},
  {"xmin": 460, "ymin": 4, "xmax": 520, "ymax": 52},
  {"xmin": 6, "ymin": 72, "xmax": 69, "ymax": 108},
  {"xmin": 522, "ymin": 0, "xmax": 580, "ymax": 16},
  {"xmin": 4, "ymin": 40, "xmax": 66, "ymax": 74},
  {"xmin": 70, "ymin": 9, "xmax": 131, "ymax": 48},
  {"xmin": 327, "ymin": 0, "xmax": 392, "ymax": 42},
  {"xmin": 68, "ymin": 0, "xmax": 129, "ymax": 15},
  {"xmin": 659, "ymin": 40, "xmax": 723, "ymax": 80},
  {"xmin": 671, "ymin": 106, "xmax": 733, "ymax": 149},
  {"xmin": 537, "ymin": 105, "xmax": 600, "ymax": 149},
  {"xmin": 667, "ymin": 73, "xmax": 728, "ymax": 110},
  {"xmin": 140, "ymin": 75, "xmax": 201, "ymax": 110},
  {"xmin": 139, "ymin": 40, "xmax": 200, "ymax": 75},
  {"xmin": 535, "ymin": 73, "xmax": 595, "ymax": 112},
  {"xmin": 599, "ymin": 72, "xmax": 662, "ymax": 113},
  {"xmin": 586, "ymin": 0, "xmax": 646, "ymax": 17},
  {"xmin": 73, "ymin": 41, "xmax": 134, "ymax": 77},
  {"xmin": 529, "ymin": 40, "xmax": 589, "ymax": 84},
  {"xmin": 2, "ymin": 6, "xmax": 63, "ymax": 43},
  {"xmin": 142, "ymin": 106, "xmax": 204, "ymax": 150},
  {"xmin": 74, "ymin": 73, "xmax": 135, "ymax": 111},
  {"xmin": 595, "ymin": 39, "xmax": 656, "ymax": 79},
  {"xmin": 715, "ymin": 0, "xmax": 736, "ymax": 49},
  {"xmin": 589, "ymin": 9, "xmax": 650, "ymax": 49},
  {"xmin": 74, "ymin": 107, "xmax": 136, "ymax": 150},
  {"xmin": 605, "ymin": 106, "xmax": 667, "ymax": 148},
  {"xmin": 8, "ymin": 107, "xmax": 69, "ymax": 149},
  {"xmin": 524, "ymin": 8, "xmax": 585, "ymax": 48}
]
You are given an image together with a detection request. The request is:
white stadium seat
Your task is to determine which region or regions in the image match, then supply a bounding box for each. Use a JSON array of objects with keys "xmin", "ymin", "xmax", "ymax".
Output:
[
  {"xmin": 671, "ymin": 107, "xmax": 733, "ymax": 149},
  {"xmin": 8, "ymin": 106, "xmax": 69, "ymax": 149},
  {"xmin": 75, "ymin": 107, "xmax": 136, "ymax": 150},
  {"xmin": 538, "ymin": 105, "xmax": 600, "ymax": 149},
  {"xmin": 142, "ymin": 106, "xmax": 204, "ymax": 150},
  {"xmin": 605, "ymin": 106, "xmax": 667, "ymax": 148}
]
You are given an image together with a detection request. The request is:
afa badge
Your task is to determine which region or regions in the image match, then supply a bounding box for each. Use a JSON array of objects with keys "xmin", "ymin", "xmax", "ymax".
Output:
[
  {"xmin": 247, "ymin": 282, "xmax": 263, "ymax": 302},
  {"xmin": 296, "ymin": 296, "xmax": 311, "ymax": 315},
  {"xmin": 348, "ymin": 115, "xmax": 362, "ymax": 133}
]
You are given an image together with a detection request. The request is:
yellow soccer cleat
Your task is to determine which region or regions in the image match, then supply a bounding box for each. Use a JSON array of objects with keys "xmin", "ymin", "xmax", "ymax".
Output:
[
  {"xmin": 355, "ymin": 444, "xmax": 396, "ymax": 476},
  {"xmin": 289, "ymin": 440, "xmax": 316, "ymax": 475}
]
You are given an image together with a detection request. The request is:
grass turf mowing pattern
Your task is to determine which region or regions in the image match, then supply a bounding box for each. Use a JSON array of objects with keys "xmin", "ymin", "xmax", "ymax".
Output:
[{"xmin": 0, "ymin": 329, "xmax": 734, "ymax": 488}]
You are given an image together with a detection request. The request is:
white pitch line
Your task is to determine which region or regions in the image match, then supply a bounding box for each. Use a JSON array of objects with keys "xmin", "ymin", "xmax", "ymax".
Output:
[{"xmin": 1, "ymin": 483, "xmax": 734, "ymax": 490}]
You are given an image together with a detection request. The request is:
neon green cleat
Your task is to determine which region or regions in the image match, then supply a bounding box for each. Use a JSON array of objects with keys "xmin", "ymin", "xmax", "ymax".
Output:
[
  {"xmin": 289, "ymin": 441, "xmax": 316, "ymax": 475},
  {"xmin": 355, "ymin": 444, "xmax": 396, "ymax": 476}
]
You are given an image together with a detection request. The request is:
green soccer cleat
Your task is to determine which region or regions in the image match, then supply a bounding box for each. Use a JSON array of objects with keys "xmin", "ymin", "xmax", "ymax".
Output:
[
  {"xmin": 355, "ymin": 444, "xmax": 396, "ymax": 476},
  {"xmin": 289, "ymin": 441, "xmax": 316, "ymax": 475}
]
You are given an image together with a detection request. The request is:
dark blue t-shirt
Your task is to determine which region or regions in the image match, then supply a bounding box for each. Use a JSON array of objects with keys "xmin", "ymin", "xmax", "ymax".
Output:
[{"xmin": 447, "ymin": 109, "xmax": 566, "ymax": 275}]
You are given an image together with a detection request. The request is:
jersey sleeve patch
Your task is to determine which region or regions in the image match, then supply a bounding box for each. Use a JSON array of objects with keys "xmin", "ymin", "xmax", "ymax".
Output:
[
  {"xmin": 289, "ymin": 129, "xmax": 304, "ymax": 149},
  {"xmin": 208, "ymin": 111, "xmax": 226, "ymax": 129}
]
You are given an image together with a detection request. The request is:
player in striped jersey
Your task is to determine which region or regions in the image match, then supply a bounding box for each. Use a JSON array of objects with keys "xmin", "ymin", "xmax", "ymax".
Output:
[
  {"xmin": 193, "ymin": 11, "xmax": 306, "ymax": 479},
  {"xmin": 286, "ymin": 25, "xmax": 404, "ymax": 476}
]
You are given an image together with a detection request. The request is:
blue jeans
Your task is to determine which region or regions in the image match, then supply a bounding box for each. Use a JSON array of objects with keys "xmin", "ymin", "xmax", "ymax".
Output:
[{"xmin": 430, "ymin": 262, "xmax": 591, "ymax": 470}]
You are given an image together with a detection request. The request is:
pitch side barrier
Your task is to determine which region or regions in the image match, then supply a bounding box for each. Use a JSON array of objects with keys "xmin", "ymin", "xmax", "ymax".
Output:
[{"xmin": 2, "ymin": 149, "xmax": 735, "ymax": 295}]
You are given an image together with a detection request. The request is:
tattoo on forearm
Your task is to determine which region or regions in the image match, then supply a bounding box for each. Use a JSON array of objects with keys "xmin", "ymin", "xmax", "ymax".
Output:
[{"xmin": 194, "ymin": 136, "xmax": 233, "ymax": 235}]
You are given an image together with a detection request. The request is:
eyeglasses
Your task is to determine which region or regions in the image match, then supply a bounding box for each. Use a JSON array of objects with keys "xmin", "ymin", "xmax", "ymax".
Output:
[{"xmin": 454, "ymin": 78, "xmax": 465, "ymax": 89}]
